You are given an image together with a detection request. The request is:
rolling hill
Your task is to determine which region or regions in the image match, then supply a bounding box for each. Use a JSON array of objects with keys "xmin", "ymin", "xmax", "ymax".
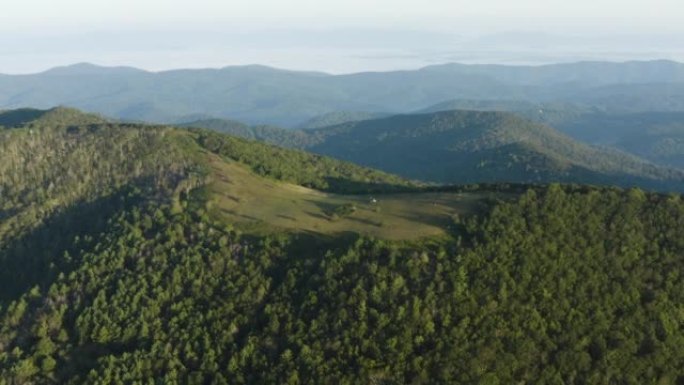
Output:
[
  {"xmin": 550, "ymin": 112, "xmax": 684, "ymax": 169},
  {"xmin": 417, "ymin": 99, "xmax": 599, "ymax": 127},
  {"xmin": 418, "ymin": 101, "xmax": 684, "ymax": 170},
  {"xmin": 179, "ymin": 118, "xmax": 313, "ymax": 148},
  {"xmin": 2, "ymin": 60, "xmax": 684, "ymax": 126},
  {"xmin": 185, "ymin": 110, "xmax": 684, "ymax": 191},
  {"xmin": 297, "ymin": 111, "xmax": 390, "ymax": 129},
  {"xmin": 2, "ymin": 108, "xmax": 684, "ymax": 383}
]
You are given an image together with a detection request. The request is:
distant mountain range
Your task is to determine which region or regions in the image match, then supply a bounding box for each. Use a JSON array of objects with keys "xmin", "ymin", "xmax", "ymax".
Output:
[{"xmin": 2, "ymin": 60, "xmax": 684, "ymax": 126}]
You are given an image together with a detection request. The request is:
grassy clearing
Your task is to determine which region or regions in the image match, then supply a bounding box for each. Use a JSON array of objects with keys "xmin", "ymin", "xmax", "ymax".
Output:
[{"xmin": 204, "ymin": 154, "xmax": 497, "ymax": 240}]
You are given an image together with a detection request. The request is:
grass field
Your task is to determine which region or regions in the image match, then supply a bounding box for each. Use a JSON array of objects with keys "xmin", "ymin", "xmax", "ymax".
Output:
[{"xmin": 205, "ymin": 155, "xmax": 498, "ymax": 240}]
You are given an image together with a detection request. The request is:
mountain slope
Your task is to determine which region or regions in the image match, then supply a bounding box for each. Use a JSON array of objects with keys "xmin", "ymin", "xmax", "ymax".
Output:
[
  {"xmin": 0, "ymin": 110, "xmax": 189, "ymax": 235},
  {"xmin": 302, "ymin": 111, "xmax": 684, "ymax": 189},
  {"xmin": 551, "ymin": 111, "xmax": 684, "ymax": 169},
  {"xmin": 417, "ymin": 101, "xmax": 684, "ymax": 170},
  {"xmin": 0, "ymin": 108, "xmax": 421, "ymax": 297},
  {"xmin": 417, "ymin": 99, "xmax": 599, "ymax": 127},
  {"xmin": 180, "ymin": 118, "xmax": 313, "ymax": 148},
  {"xmin": 424, "ymin": 59, "xmax": 684, "ymax": 86},
  {"xmin": 297, "ymin": 110, "xmax": 391, "ymax": 129}
]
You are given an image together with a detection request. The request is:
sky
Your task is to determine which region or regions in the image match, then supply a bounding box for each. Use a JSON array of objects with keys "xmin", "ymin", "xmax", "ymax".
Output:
[{"xmin": 1, "ymin": 0, "xmax": 683, "ymax": 74}]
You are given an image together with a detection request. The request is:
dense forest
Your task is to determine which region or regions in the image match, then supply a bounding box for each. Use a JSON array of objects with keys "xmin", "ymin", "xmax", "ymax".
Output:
[
  {"xmin": 1, "ymin": 109, "xmax": 684, "ymax": 384},
  {"xmin": 2, "ymin": 183, "xmax": 684, "ymax": 384}
]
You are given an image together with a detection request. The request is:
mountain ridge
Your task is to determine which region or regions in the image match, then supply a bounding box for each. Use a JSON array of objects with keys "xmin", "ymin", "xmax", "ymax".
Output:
[
  {"xmin": 5, "ymin": 59, "xmax": 683, "ymax": 77},
  {"xmin": 3, "ymin": 60, "xmax": 684, "ymax": 126}
]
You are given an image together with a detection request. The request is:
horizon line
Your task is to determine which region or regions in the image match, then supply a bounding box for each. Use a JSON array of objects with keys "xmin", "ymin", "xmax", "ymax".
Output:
[{"xmin": 1, "ymin": 58, "xmax": 682, "ymax": 77}]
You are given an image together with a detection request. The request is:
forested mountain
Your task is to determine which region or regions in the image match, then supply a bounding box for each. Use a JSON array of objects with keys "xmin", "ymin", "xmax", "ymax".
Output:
[
  {"xmin": 569, "ymin": 82, "xmax": 684, "ymax": 113},
  {"xmin": 297, "ymin": 111, "xmax": 390, "ymax": 129},
  {"xmin": 304, "ymin": 111, "xmax": 684, "ymax": 189},
  {"xmin": 550, "ymin": 112, "xmax": 684, "ymax": 169},
  {"xmin": 418, "ymin": 101, "xmax": 684, "ymax": 170},
  {"xmin": 2, "ymin": 60, "xmax": 684, "ymax": 126},
  {"xmin": 2, "ymin": 108, "xmax": 684, "ymax": 383},
  {"xmin": 417, "ymin": 99, "xmax": 598, "ymax": 127},
  {"xmin": 185, "ymin": 110, "xmax": 684, "ymax": 191},
  {"xmin": 422, "ymin": 60, "xmax": 684, "ymax": 86},
  {"xmin": 178, "ymin": 119, "xmax": 313, "ymax": 148}
]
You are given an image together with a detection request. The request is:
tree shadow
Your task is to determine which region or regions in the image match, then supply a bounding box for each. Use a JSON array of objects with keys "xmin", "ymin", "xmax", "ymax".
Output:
[
  {"xmin": 0, "ymin": 108, "xmax": 49, "ymax": 128},
  {"xmin": 323, "ymin": 177, "xmax": 419, "ymax": 194},
  {"xmin": 0, "ymin": 182, "xmax": 152, "ymax": 305}
]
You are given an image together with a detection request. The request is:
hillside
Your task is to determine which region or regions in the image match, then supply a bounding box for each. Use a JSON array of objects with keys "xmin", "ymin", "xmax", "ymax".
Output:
[
  {"xmin": 187, "ymin": 110, "xmax": 684, "ymax": 191},
  {"xmin": 2, "ymin": 108, "xmax": 499, "ymax": 242},
  {"xmin": 569, "ymin": 82, "xmax": 684, "ymax": 113},
  {"xmin": 297, "ymin": 111, "xmax": 390, "ymax": 129},
  {"xmin": 302, "ymin": 111, "xmax": 684, "ymax": 189},
  {"xmin": 0, "ymin": 108, "xmax": 440, "ymax": 297},
  {"xmin": 0, "ymin": 108, "xmax": 414, "ymax": 203},
  {"xmin": 417, "ymin": 99, "xmax": 599, "ymax": 127},
  {"xmin": 416, "ymin": 101, "xmax": 684, "ymax": 171},
  {"xmin": 550, "ymin": 112, "xmax": 684, "ymax": 169},
  {"xmin": 2, "ymin": 60, "xmax": 684, "ymax": 126},
  {"xmin": 179, "ymin": 118, "xmax": 313, "ymax": 148},
  {"xmin": 2, "ymin": 108, "xmax": 684, "ymax": 383}
]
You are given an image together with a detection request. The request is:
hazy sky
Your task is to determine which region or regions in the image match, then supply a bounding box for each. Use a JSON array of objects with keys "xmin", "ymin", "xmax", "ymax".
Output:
[
  {"xmin": 2, "ymin": 0, "xmax": 683, "ymax": 26},
  {"xmin": 1, "ymin": 0, "xmax": 683, "ymax": 73}
]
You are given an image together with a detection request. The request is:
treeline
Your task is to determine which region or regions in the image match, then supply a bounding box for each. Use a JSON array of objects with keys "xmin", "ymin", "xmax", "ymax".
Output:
[
  {"xmin": 1, "ymin": 185, "xmax": 683, "ymax": 384},
  {"xmin": 193, "ymin": 128, "xmax": 415, "ymax": 193}
]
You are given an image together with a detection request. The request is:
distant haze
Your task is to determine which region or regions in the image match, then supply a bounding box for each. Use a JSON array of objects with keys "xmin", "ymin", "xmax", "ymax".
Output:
[
  {"xmin": 2, "ymin": 0, "xmax": 682, "ymax": 26},
  {"xmin": 1, "ymin": 0, "xmax": 683, "ymax": 73}
]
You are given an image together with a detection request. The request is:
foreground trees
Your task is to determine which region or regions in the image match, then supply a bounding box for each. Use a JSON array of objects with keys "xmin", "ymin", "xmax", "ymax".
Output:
[{"xmin": 1, "ymin": 185, "xmax": 683, "ymax": 384}]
